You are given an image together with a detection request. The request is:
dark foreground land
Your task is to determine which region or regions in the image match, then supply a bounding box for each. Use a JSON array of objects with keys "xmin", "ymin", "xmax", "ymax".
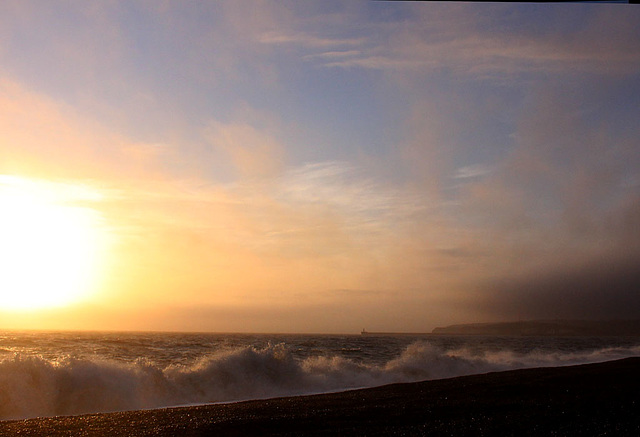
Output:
[{"xmin": 1, "ymin": 358, "xmax": 639, "ymax": 436}]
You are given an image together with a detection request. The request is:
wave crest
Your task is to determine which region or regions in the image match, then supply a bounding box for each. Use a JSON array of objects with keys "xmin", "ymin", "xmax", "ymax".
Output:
[{"xmin": 0, "ymin": 341, "xmax": 638, "ymax": 420}]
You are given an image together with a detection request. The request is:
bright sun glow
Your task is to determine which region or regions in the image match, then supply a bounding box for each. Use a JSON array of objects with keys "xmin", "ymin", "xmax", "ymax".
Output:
[{"xmin": 0, "ymin": 176, "xmax": 108, "ymax": 310}]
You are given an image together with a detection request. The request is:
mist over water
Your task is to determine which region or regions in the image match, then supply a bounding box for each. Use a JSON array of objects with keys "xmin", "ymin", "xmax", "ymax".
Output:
[{"xmin": 0, "ymin": 332, "xmax": 638, "ymax": 420}]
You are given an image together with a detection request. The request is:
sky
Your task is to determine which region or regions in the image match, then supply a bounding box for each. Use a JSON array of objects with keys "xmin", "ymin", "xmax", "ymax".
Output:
[{"xmin": 0, "ymin": 1, "xmax": 639, "ymax": 333}]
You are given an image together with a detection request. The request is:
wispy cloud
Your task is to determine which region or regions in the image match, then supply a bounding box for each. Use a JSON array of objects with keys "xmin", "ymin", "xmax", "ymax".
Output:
[
  {"xmin": 292, "ymin": 7, "xmax": 640, "ymax": 79},
  {"xmin": 302, "ymin": 50, "xmax": 362, "ymax": 61},
  {"xmin": 205, "ymin": 120, "xmax": 286, "ymax": 179},
  {"xmin": 258, "ymin": 31, "xmax": 363, "ymax": 49},
  {"xmin": 0, "ymin": 77, "xmax": 175, "ymax": 182},
  {"xmin": 276, "ymin": 161, "xmax": 428, "ymax": 231},
  {"xmin": 453, "ymin": 164, "xmax": 493, "ymax": 180}
]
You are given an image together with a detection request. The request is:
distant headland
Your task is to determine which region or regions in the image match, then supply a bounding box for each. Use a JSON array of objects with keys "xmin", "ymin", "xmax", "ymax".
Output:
[
  {"xmin": 360, "ymin": 320, "xmax": 640, "ymax": 336},
  {"xmin": 431, "ymin": 320, "xmax": 640, "ymax": 336}
]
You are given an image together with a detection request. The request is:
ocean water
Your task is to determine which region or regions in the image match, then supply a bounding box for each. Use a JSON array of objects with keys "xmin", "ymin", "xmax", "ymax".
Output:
[{"xmin": 0, "ymin": 331, "xmax": 639, "ymax": 420}]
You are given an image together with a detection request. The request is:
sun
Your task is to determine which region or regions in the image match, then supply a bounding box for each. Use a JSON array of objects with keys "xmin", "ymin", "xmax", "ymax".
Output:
[{"xmin": 0, "ymin": 176, "xmax": 108, "ymax": 310}]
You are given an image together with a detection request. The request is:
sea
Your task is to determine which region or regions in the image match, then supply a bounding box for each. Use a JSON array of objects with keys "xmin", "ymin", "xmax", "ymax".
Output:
[{"xmin": 1, "ymin": 330, "xmax": 639, "ymax": 421}]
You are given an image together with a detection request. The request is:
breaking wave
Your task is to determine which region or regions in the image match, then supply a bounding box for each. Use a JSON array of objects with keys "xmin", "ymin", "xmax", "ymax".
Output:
[{"xmin": 1, "ymin": 341, "xmax": 638, "ymax": 420}]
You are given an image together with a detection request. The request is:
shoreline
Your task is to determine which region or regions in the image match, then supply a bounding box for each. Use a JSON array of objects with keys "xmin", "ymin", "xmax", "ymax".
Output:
[{"xmin": 1, "ymin": 357, "xmax": 639, "ymax": 436}]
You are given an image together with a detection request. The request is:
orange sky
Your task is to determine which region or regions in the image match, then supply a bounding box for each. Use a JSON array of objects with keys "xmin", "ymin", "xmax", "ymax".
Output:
[{"xmin": 1, "ymin": 2, "xmax": 639, "ymax": 333}]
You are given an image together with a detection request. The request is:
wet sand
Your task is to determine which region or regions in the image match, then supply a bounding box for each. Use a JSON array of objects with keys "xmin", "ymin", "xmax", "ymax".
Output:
[{"xmin": 1, "ymin": 357, "xmax": 639, "ymax": 436}]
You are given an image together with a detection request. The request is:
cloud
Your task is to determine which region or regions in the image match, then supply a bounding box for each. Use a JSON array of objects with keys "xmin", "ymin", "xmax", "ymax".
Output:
[
  {"xmin": 476, "ymin": 249, "xmax": 640, "ymax": 321},
  {"xmin": 296, "ymin": 5, "xmax": 640, "ymax": 79},
  {"xmin": 302, "ymin": 50, "xmax": 362, "ymax": 61},
  {"xmin": 277, "ymin": 161, "xmax": 426, "ymax": 220},
  {"xmin": 83, "ymin": 156, "xmax": 456, "ymax": 316},
  {"xmin": 454, "ymin": 164, "xmax": 493, "ymax": 180},
  {"xmin": 219, "ymin": 160, "xmax": 431, "ymax": 264},
  {"xmin": 0, "ymin": 77, "xmax": 175, "ymax": 181},
  {"xmin": 258, "ymin": 31, "xmax": 363, "ymax": 49},
  {"xmin": 2, "ymin": 3, "xmax": 639, "ymax": 332},
  {"xmin": 452, "ymin": 92, "xmax": 640, "ymax": 322},
  {"xmin": 0, "ymin": 74, "xmax": 447, "ymax": 319},
  {"xmin": 206, "ymin": 120, "xmax": 286, "ymax": 179}
]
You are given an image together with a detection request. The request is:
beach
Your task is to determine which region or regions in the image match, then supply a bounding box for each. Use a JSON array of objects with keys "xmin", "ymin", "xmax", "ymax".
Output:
[{"xmin": 1, "ymin": 357, "xmax": 638, "ymax": 436}]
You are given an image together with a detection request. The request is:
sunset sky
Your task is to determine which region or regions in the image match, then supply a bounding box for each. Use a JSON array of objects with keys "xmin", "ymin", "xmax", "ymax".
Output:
[{"xmin": 1, "ymin": 2, "xmax": 639, "ymax": 333}]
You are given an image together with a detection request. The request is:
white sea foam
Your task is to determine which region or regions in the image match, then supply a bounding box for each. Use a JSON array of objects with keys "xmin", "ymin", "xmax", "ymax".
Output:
[{"xmin": 0, "ymin": 340, "xmax": 638, "ymax": 420}]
